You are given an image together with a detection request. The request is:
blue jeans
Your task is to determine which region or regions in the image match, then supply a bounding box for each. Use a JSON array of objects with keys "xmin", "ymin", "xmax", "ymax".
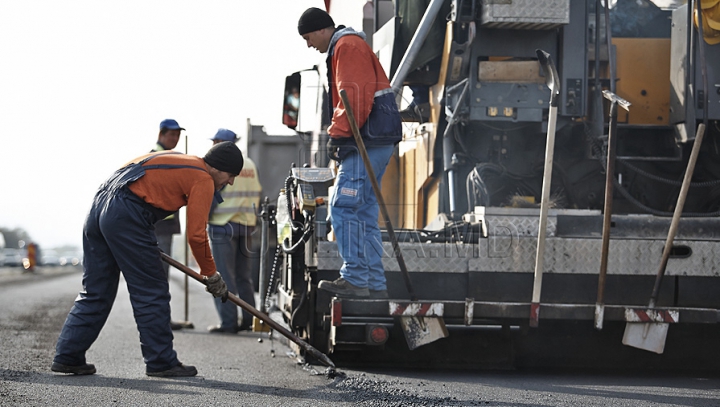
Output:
[
  {"xmin": 209, "ymin": 224, "xmax": 256, "ymax": 329},
  {"xmin": 329, "ymin": 144, "xmax": 395, "ymax": 291},
  {"xmin": 54, "ymin": 188, "xmax": 179, "ymax": 372}
]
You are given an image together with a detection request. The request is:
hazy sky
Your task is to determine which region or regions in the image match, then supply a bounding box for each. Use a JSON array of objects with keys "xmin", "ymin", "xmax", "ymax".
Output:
[{"xmin": 0, "ymin": 0, "xmax": 349, "ymax": 249}]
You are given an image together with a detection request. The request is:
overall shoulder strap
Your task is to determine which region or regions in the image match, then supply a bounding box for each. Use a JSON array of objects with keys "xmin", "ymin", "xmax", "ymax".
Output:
[{"xmin": 141, "ymin": 152, "xmax": 207, "ymax": 172}]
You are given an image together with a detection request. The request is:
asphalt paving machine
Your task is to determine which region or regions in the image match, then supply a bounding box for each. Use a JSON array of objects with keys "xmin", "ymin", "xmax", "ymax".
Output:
[{"xmin": 263, "ymin": 0, "xmax": 720, "ymax": 369}]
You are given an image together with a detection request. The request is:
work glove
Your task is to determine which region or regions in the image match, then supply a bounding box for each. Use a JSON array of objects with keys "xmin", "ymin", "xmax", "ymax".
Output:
[
  {"xmin": 326, "ymin": 137, "xmax": 356, "ymax": 162},
  {"xmin": 326, "ymin": 138, "xmax": 342, "ymax": 161},
  {"xmin": 203, "ymin": 272, "xmax": 228, "ymax": 303}
]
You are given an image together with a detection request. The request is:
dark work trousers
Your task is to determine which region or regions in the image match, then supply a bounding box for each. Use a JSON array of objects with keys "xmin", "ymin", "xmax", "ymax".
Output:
[
  {"xmin": 156, "ymin": 233, "xmax": 174, "ymax": 277},
  {"xmin": 54, "ymin": 158, "xmax": 183, "ymax": 372},
  {"xmin": 155, "ymin": 214, "xmax": 180, "ymax": 278},
  {"xmin": 209, "ymin": 223, "xmax": 256, "ymax": 329}
]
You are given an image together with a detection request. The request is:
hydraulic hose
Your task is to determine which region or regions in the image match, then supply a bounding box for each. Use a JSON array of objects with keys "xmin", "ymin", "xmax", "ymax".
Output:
[
  {"xmin": 586, "ymin": 125, "xmax": 720, "ymax": 217},
  {"xmin": 281, "ymin": 213, "xmax": 315, "ymax": 254},
  {"xmin": 289, "ymin": 290, "xmax": 308, "ymax": 329},
  {"xmin": 284, "ymin": 175, "xmax": 304, "ymax": 232}
]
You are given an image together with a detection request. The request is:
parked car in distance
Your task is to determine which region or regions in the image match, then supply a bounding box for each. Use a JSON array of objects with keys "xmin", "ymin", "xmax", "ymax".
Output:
[
  {"xmin": 41, "ymin": 251, "xmax": 62, "ymax": 267},
  {"xmin": 3, "ymin": 248, "xmax": 25, "ymax": 267},
  {"xmin": 60, "ymin": 252, "xmax": 81, "ymax": 267}
]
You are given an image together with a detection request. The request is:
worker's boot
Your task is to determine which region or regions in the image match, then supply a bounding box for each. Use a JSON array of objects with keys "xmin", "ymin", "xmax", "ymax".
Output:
[
  {"xmin": 51, "ymin": 362, "xmax": 96, "ymax": 375},
  {"xmin": 146, "ymin": 363, "xmax": 197, "ymax": 377},
  {"xmin": 237, "ymin": 320, "xmax": 253, "ymax": 331},
  {"xmin": 318, "ymin": 278, "xmax": 370, "ymax": 298},
  {"xmin": 207, "ymin": 325, "xmax": 239, "ymax": 334}
]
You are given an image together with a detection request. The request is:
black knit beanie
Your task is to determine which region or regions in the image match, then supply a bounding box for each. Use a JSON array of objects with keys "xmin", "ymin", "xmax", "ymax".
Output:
[
  {"xmin": 298, "ymin": 7, "xmax": 334, "ymax": 35},
  {"xmin": 203, "ymin": 141, "xmax": 244, "ymax": 176}
]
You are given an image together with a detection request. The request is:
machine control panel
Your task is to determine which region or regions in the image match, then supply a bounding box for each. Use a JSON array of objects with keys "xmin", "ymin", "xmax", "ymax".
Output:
[
  {"xmin": 297, "ymin": 183, "xmax": 316, "ymax": 212},
  {"xmin": 291, "ymin": 167, "xmax": 336, "ymax": 183},
  {"xmin": 291, "ymin": 167, "xmax": 336, "ymax": 213}
]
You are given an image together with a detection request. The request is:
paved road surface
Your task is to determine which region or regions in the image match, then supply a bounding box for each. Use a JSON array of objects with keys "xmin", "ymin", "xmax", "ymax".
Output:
[{"xmin": 1, "ymin": 266, "xmax": 719, "ymax": 406}]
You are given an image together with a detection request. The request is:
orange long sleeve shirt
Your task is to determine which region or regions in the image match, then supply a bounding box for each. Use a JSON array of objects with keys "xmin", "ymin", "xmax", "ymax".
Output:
[
  {"xmin": 327, "ymin": 33, "xmax": 392, "ymax": 139},
  {"xmin": 126, "ymin": 152, "xmax": 217, "ymax": 276}
]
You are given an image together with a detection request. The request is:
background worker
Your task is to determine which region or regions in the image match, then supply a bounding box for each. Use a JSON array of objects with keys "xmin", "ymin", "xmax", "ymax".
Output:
[
  {"xmin": 151, "ymin": 118, "xmax": 185, "ymax": 330},
  {"xmin": 206, "ymin": 129, "xmax": 262, "ymax": 333},
  {"xmin": 51, "ymin": 142, "xmax": 243, "ymax": 378},
  {"xmin": 153, "ymin": 118, "xmax": 183, "ymax": 153},
  {"xmin": 297, "ymin": 8, "xmax": 402, "ymax": 298},
  {"xmin": 25, "ymin": 242, "xmax": 37, "ymax": 272}
]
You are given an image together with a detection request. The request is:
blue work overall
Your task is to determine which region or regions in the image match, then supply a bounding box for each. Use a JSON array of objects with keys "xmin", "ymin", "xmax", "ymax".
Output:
[
  {"xmin": 330, "ymin": 144, "xmax": 395, "ymax": 291},
  {"xmin": 53, "ymin": 154, "xmax": 204, "ymax": 372}
]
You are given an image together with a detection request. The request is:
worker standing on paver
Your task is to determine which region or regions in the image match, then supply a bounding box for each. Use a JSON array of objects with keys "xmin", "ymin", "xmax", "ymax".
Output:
[
  {"xmin": 51, "ymin": 142, "xmax": 243, "ymax": 377},
  {"xmin": 206, "ymin": 129, "xmax": 262, "ymax": 333},
  {"xmin": 297, "ymin": 7, "xmax": 402, "ymax": 298}
]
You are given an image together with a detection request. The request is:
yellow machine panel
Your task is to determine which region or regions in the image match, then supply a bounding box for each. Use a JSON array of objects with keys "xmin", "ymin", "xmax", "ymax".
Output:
[{"xmin": 613, "ymin": 37, "xmax": 671, "ymax": 125}]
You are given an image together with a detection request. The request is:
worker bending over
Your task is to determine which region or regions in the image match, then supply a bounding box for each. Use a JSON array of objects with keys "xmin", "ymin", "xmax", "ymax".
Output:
[{"xmin": 51, "ymin": 141, "xmax": 243, "ymax": 377}]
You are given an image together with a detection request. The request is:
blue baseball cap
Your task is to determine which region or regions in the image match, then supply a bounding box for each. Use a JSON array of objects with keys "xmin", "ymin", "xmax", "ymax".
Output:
[
  {"xmin": 159, "ymin": 119, "xmax": 185, "ymax": 131},
  {"xmin": 210, "ymin": 128, "xmax": 238, "ymax": 142}
]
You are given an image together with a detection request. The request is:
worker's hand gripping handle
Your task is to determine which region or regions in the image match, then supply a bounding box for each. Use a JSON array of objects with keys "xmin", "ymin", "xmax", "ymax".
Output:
[{"xmin": 203, "ymin": 272, "xmax": 229, "ymax": 303}]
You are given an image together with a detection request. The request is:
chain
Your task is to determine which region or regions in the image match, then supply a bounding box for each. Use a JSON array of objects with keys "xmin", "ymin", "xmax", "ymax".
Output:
[{"xmin": 263, "ymin": 244, "xmax": 282, "ymax": 312}]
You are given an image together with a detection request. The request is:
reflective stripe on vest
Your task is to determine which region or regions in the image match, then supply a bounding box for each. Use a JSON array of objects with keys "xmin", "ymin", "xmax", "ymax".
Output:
[{"xmin": 208, "ymin": 157, "xmax": 261, "ymax": 227}]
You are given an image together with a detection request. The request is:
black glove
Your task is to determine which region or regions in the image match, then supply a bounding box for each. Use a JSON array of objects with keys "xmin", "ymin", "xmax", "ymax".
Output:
[
  {"xmin": 326, "ymin": 137, "xmax": 356, "ymax": 162},
  {"xmin": 203, "ymin": 272, "xmax": 228, "ymax": 303},
  {"xmin": 326, "ymin": 138, "xmax": 341, "ymax": 161}
]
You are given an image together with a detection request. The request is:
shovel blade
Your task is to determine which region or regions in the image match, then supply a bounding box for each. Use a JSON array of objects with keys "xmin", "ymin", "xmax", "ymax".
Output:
[
  {"xmin": 400, "ymin": 316, "xmax": 449, "ymax": 350},
  {"xmin": 622, "ymin": 322, "xmax": 669, "ymax": 354}
]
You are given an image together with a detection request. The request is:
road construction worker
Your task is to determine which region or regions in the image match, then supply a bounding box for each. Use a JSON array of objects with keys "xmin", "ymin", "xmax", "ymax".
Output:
[
  {"xmin": 206, "ymin": 129, "xmax": 262, "ymax": 333},
  {"xmin": 51, "ymin": 141, "xmax": 242, "ymax": 377},
  {"xmin": 25, "ymin": 242, "xmax": 37, "ymax": 272},
  {"xmin": 297, "ymin": 7, "xmax": 402, "ymax": 298},
  {"xmin": 151, "ymin": 118, "xmax": 186, "ymax": 331}
]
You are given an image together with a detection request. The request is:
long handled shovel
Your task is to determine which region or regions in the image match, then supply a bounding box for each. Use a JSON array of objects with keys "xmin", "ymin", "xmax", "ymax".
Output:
[
  {"xmin": 338, "ymin": 89, "xmax": 448, "ymax": 350},
  {"xmin": 622, "ymin": 123, "xmax": 706, "ymax": 354},
  {"xmin": 172, "ymin": 135, "xmax": 195, "ymax": 330},
  {"xmin": 530, "ymin": 49, "xmax": 560, "ymax": 328},
  {"xmin": 160, "ymin": 252, "xmax": 335, "ymax": 368},
  {"xmin": 595, "ymin": 91, "xmax": 631, "ymax": 331}
]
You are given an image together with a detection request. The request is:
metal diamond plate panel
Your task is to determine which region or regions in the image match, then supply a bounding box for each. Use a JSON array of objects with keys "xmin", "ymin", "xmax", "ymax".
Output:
[
  {"xmin": 318, "ymin": 238, "xmax": 720, "ymax": 277},
  {"xmin": 481, "ymin": 0, "xmax": 570, "ymax": 29},
  {"xmin": 473, "ymin": 206, "xmax": 597, "ymax": 237},
  {"xmin": 316, "ymin": 241, "xmax": 469, "ymax": 273},
  {"xmin": 469, "ymin": 237, "xmax": 720, "ymax": 276},
  {"xmin": 316, "ymin": 241, "xmax": 344, "ymax": 271},
  {"xmin": 484, "ymin": 216, "xmax": 556, "ymax": 237}
]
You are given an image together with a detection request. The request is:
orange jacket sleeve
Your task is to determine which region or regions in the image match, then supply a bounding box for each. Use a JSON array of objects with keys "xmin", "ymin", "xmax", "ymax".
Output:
[
  {"xmin": 327, "ymin": 36, "xmax": 379, "ymax": 138},
  {"xmin": 186, "ymin": 179, "xmax": 217, "ymax": 276}
]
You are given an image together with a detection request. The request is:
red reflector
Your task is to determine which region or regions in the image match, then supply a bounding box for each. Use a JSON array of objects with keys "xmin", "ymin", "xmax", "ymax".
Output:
[
  {"xmin": 369, "ymin": 326, "xmax": 388, "ymax": 344},
  {"xmin": 331, "ymin": 299, "xmax": 342, "ymax": 326}
]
